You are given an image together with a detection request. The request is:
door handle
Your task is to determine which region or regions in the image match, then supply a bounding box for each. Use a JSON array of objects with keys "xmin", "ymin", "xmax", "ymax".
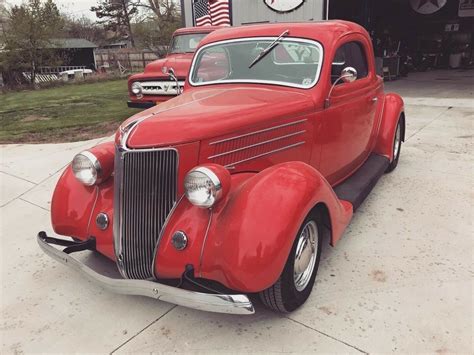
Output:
[{"xmin": 371, "ymin": 97, "xmax": 378, "ymax": 103}]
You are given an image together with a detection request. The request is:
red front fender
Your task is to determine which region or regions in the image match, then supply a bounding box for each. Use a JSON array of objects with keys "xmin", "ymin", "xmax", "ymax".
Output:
[
  {"xmin": 155, "ymin": 162, "xmax": 352, "ymax": 292},
  {"xmin": 51, "ymin": 142, "xmax": 116, "ymax": 260}
]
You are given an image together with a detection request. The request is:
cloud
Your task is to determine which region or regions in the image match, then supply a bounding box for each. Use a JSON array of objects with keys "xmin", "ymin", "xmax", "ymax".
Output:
[{"xmin": 7, "ymin": 0, "xmax": 98, "ymax": 19}]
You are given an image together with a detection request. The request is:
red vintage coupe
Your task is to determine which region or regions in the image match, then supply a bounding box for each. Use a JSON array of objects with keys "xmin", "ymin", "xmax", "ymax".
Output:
[
  {"xmin": 38, "ymin": 21, "xmax": 405, "ymax": 315},
  {"xmin": 127, "ymin": 26, "xmax": 220, "ymax": 109}
]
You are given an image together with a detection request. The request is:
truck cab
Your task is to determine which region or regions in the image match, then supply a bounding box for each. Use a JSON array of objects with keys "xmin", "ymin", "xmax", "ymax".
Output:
[{"xmin": 127, "ymin": 26, "xmax": 221, "ymax": 109}]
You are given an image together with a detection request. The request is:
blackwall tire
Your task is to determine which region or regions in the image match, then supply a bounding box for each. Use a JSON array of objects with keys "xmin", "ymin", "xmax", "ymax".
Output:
[
  {"xmin": 259, "ymin": 212, "xmax": 322, "ymax": 313},
  {"xmin": 386, "ymin": 117, "xmax": 403, "ymax": 173}
]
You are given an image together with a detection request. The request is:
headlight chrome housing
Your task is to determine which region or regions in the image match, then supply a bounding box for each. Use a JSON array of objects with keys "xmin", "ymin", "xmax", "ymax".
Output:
[
  {"xmin": 184, "ymin": 167, "xmax": 223, "ymax": 208},
  {"xmin": 131, "ymin": 82, "xmax": 142, "ymax": 95},
  {"xmin": 72, "ymin": 151, "xmax": 102, "ymax": 186}
]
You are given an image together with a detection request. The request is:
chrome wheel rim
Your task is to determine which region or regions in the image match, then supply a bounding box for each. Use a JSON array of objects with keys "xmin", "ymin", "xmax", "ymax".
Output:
[
  {"xmin": 394, "ymin": 123, "xmax": 401, "ymax": 158},
  {"xmin": 293, "ymin": 220, "xmax": 318, "ymax": 292}
]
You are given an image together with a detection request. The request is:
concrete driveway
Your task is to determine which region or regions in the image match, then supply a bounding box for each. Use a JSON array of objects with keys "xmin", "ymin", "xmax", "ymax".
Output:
[{"xmin": 1, "ymin": 70, "xmax": 473, "ymax": 354}]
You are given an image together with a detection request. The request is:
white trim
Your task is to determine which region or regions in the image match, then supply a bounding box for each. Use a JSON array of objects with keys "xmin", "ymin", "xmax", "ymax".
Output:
[
  {"xmin": 209, "ymin": 118, "xmax": 307, "ymax": 145},
  {"xmin": 189, "ymin": 37, "xmax": 324, "ymax": 90},
  {"xmin": 208, "ymin": 130, "xmax": 306, "ymax": 159},
  {"xmin": 224, "ymin": 141, "xmax": 306, "ymax": 168}
]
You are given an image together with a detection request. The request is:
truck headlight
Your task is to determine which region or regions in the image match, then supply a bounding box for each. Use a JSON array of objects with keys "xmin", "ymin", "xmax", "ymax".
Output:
[
  {"xmin": 131, "ymin": 82, "xmax": 142, "ymax": 95},
  {"xmin": 72, "ymin": 151, "xmax": 102, "ymax": 186},
  {"xmin": 184, "ymin": 166, "xmax": 228, "ymax": 208}
]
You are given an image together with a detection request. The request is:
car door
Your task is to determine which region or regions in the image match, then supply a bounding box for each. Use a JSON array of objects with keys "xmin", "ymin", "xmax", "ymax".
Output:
[{"xmin": 319, "ymin": 40, "xmax": 379, "ymax": 186}]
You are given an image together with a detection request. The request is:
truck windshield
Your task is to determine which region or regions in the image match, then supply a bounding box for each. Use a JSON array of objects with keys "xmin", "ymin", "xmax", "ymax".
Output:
[
  {"xmin": 190, "ymin": 37, "xmax": 323, "ymax": 89},
  {"xmin": 169, "ymin": 33, "xmax": 208, "ymax": 54}
]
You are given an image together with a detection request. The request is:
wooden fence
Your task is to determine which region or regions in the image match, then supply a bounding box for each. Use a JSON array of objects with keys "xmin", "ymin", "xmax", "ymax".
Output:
[{"xmin": 94, "ymin": 49, "xmax": 162, "ymax": 72}]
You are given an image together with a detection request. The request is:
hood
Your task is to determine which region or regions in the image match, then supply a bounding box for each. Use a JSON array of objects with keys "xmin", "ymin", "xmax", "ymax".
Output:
[
  {"xmin": 144, "ymin": 53, "xmax": 194, "ymax": 78},
  {"xmin": 124, "ymin": 86, "xmax": 315, "ymax": 149}
]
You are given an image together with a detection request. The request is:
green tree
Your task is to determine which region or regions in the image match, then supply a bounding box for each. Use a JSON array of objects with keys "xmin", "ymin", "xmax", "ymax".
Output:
[
  {"xmin": 63, "ymin": 15, "xmax": 107, "ymax": 46},
  {"xmin": 0, "ymin": 0, "xmax": 64, "ymax": 85},
  {"xmin": 0, "ymin": 0, "xmax": 9, "ymax": 38},
  {"xmin": 91, "ymin": 0, "xmax": 139, "ymax": 47},
  {"xmin": 143, "ymin": 0, "xmax": 179, "ymax": 20},
  {"xmin": 134, "ymin": 0, "xmax": 181, "ymax": 53}
]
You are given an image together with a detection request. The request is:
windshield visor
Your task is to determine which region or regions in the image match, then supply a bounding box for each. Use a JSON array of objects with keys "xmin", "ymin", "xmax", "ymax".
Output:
[{"xmin": 190, "ymin": 37, "xmax": 323, "ymax": 89}]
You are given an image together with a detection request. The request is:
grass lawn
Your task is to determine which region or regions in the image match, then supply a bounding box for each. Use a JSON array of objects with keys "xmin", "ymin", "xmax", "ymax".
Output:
[{"xmin": 0, "ymin": 79, "xmax": 141, "ymax": 144}]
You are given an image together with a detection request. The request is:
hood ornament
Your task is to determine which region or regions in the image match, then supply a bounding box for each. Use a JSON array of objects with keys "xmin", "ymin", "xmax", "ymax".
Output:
[{"xmin": 162, "ymin": 66, "xmax": 168, "ymax": 74}]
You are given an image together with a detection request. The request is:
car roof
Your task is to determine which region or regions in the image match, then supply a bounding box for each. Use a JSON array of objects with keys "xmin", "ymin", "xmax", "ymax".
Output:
[
  {"xmin": 198, "ymin": 20, "xmax": 368, "ymax": 48},
  {"xmin": 174, "ymin": 26, "xmax": 224, "ymax": 35}
]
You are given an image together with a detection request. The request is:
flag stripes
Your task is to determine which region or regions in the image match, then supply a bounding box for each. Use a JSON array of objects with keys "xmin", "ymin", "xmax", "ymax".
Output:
[{"xmin": 193, "ymin": 0, "xmax": 231, "ymax": 27}]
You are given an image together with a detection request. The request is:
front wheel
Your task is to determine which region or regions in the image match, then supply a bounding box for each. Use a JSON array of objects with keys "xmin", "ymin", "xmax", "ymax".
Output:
[
  {"xmin": 259, "ymin": 212, "xmax": 322, "ymax": 313},
  {"xmin": 385, "ymin": 117, "xmax": 403, "ymax": 173}
]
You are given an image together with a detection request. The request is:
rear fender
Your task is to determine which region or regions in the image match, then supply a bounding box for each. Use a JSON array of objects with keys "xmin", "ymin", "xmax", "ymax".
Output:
[
  {"xmin": 374, "ymin": 93, "xmax": 405, "ymax": 161},
  {"xmin": 155, "ymin": 162, "xmax": 353, "ymax": 292}
]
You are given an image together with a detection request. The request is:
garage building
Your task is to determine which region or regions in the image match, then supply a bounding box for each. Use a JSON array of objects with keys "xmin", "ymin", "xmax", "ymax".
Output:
[{"xmin": 181, "ymin": 0, "xmax": 473, "ymax": 78}]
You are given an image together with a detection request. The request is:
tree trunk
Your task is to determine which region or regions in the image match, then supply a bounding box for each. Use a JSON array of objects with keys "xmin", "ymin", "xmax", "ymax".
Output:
[
  {"xmin": 122, "ymin": 0, "xmax": 135, "ymax": 48},
  {"xmin": 31, "ymin": 60, "xmax": 36, "ymax": 86}
]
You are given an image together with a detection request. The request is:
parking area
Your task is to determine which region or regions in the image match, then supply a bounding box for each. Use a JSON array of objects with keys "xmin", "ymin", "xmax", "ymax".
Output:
[{"xmin": 1, "ymin": 69, "xmax": 473, "ymax": 354}]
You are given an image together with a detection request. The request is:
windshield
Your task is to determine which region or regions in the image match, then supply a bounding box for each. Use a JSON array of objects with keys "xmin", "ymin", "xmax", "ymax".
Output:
[
  {"xmin": 169, "ymin": 33, "xmax": 208, "ymax": 54},
  {"xmin": 190, "ymin": 37, "xmax": 323, "ymax": 89}
]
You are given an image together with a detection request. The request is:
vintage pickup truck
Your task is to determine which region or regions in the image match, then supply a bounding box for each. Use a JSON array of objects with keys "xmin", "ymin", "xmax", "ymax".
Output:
[
  {"xmin": 38, "ymin": 21, "xmax": 405, "ymax": 315},
  {"xmin": 127, "ymin": 26, "xmax": 220, "ymax": 109}
]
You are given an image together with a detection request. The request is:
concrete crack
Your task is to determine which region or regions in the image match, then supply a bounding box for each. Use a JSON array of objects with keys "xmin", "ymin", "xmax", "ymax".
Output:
[
  {"xmin": 285, "ymin": 316, "xmax": 368, "ymax": 354},
  {"xmin": 0, "ymin": 163, "xmax": 69, "ymax": 208},
  {"xmin": 19, "ymin": 197, "xmax": 50, "ymax": 212},
  {"xmin": 406, "ymin": 106, "xmax": 451, "ymax": 141},
  {"xmin": 110, "ymin": 305, "xmax": 177, "ymax": 354},
  {"xmin": 0, "ymin": 170, "xmax": 37, "ymax": 185}
]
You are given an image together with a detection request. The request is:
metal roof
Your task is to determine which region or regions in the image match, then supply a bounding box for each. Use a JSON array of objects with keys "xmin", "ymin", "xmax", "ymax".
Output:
[{"xmin": 49, "ymin": 38, "xmax": 98, "ymax": 49}]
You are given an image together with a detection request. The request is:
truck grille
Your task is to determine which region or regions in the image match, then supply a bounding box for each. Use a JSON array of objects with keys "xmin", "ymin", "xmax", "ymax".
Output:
[
  {"xmin": 140, "ymin": 80, "xmax": 185, "ymax": 96},
  {"xmin": 114, "ymin": 149, "xmax": 178, "ymax": 279}
]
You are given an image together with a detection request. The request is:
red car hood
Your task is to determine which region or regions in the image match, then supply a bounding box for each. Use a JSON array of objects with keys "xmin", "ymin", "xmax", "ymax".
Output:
[
  {"xmin": 144, "ymin": 53, "xmax": 194, "ymax": 78},
  {"xmin": 124, "ymin": 86, "xmax": 315, "ymax": 149}
]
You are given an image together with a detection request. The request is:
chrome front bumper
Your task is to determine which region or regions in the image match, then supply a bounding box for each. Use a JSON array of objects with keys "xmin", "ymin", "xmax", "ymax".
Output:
[{"xmin": 37, "ymin": 232, "xmax": 254, "ymax": 315}]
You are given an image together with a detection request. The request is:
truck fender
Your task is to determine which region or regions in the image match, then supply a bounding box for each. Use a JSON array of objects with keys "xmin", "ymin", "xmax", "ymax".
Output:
[
  {"xmin": 374, "ymin": 93, "xmax": 405, "ymax": 161},
  {"xmin": 155, "ymin": 162, "xmax": 353, "ymax": 292}
]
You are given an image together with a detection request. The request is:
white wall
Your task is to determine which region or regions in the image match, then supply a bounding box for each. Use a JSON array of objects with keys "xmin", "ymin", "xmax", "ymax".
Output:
[{"xmin": 182, "ymin": 0, "xmax": 325, "ymax": 27}]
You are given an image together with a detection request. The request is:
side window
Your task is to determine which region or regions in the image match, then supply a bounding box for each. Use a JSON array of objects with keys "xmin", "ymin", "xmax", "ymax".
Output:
[
  {"xmin": 331, "ymin": 41, "xmax": 368, "ymax": 84},
  {"xmin": 193, "ymin": 47, "xmax": 230, "ymax": 83}
]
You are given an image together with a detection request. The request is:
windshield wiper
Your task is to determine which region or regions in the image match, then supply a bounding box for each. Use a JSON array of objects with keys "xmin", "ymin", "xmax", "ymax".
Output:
[{"xmin": 248, "ymin": 29, "xmax": 289, "ymax": 69}]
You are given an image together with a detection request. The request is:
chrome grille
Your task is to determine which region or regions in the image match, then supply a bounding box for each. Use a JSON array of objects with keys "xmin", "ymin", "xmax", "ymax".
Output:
[
  {"xmin": 115, "ymin": 149, "xmax": 178, "ymax": 279},
  {"xmin": 140, "ymin": 80, "xmax": 185, "ymax": 96}
]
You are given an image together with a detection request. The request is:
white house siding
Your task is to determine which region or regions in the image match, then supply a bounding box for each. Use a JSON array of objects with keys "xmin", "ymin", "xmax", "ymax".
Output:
[{"xmin": 182, "ymin": 0, "xmax": 325, "ymax": 27}]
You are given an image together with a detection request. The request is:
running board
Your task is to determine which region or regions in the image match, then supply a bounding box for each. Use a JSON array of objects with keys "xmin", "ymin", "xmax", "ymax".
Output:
[{"xmin": 334, "ymin": 154, "xmax": 389, "ymax": 211}]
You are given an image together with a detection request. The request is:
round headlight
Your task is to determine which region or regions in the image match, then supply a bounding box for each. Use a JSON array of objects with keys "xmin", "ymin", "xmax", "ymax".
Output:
[
  {"xmin": 184, "ymin": 167, "xmax": 222, "ymax": 208},
  {"xmin": 72, "ymin": 151, "xmax": 101, "ymax": 186},
  {"xmin": 131, "ymin": 82, "xmax": 142, "ymax": 95}
]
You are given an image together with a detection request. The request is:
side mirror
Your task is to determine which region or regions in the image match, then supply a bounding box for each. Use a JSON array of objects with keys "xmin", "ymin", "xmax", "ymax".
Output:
[
  {"xmin": 324, "ymin": 66, "xmax": 358, "ymax": 109},
  {"xmin": 340, "ymin": 66, "xmax": 357, "ymax": 83},
  {"xmin": 168, "ymin": 68, "xmax": 182, "ymax": 95}
]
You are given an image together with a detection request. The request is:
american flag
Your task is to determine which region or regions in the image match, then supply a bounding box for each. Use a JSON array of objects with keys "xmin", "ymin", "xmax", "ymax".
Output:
[{"xmin": 193, "ymin": 0, "xmax": 231, "ymax": 27}]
